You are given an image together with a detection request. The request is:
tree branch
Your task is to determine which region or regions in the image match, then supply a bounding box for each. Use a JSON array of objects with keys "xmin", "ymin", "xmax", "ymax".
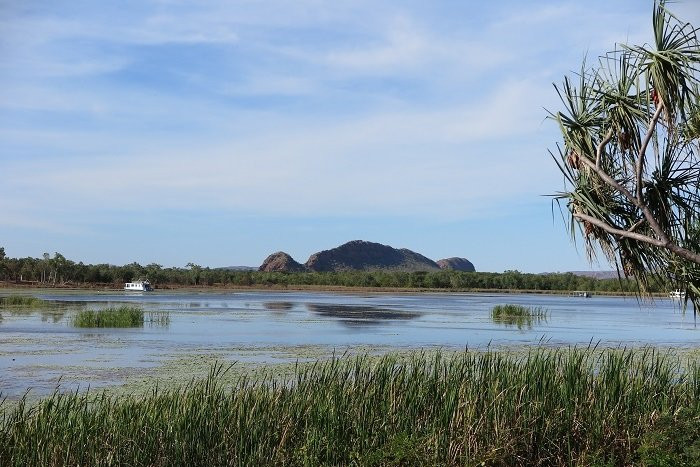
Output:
[
  {"xmin": 573, "ymin": 212, "xmax": 665, "ymax": 247},
  {"xmin": 573, "ymin": 212, "xmax": 700, "ymax": 264},
  {"xmin": 579, "ymin": 156, "xmax": 639, "ymax": 207},
  {"xmin": 596, "ymin": 128, "xmax": 614, "ymax": 167},
  {"xmin": 628, "ymin": 218, "xmax": 645, "ymax": 232},
  {"xmin": 579, "ymin": 125, "xmax": 673, "ymax": 248},
  {"xmin": 636, "ymin": 103, "xmax": 665, "ymax": 202}
]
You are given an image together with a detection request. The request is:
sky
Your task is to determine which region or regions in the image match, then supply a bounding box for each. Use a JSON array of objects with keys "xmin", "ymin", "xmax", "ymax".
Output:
[{"xmin": 2, "ymin": 1, "xmax": 699, "ymax": 272}]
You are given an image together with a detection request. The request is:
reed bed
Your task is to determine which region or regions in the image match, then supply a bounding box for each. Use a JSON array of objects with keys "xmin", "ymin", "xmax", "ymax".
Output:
[
  {"xmin": 72, "ymin": 307, "xmax": 170, "ymax": 328},
  {"xmin": 1, "ymin": 347, "xmax": 699, "ymax": 465},
  {"xmin": 0, "ymin": 295, "xmax": 46, "ymax": 308},
  {"xmin": 491, "ymin": 304, "xmax": 548, "ymax": 329},
  {"xmin": 72, "ymin": 306, "xmax": 145, "ymax": 328}
]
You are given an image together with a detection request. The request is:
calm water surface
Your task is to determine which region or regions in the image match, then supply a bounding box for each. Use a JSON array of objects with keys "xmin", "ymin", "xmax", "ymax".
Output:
[{"xmin": 0, "ymin": 290, "xmax": 697, "ymax": 397}]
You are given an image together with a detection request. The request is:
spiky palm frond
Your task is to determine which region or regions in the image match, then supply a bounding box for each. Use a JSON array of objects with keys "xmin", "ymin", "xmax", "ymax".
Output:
[{"xmin": 548, "ymin": 0, "xmax": 700, "ymax": 312}]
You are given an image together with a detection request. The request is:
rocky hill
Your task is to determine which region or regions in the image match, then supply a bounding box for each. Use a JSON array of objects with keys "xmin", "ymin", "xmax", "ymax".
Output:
[
  {"xmin": 257, "ymin": 240, "xmax": 476, "ymax": 273},
  {"xmin": 258, "ymin": 252, "xmax": 307, "ymax": 272},
  {"xmin": 437, "ymin": 257, "xmax": 475, "ymax": 272},
  {"xmin": 304, "ymin": 240, "xmax": 441, "ymax": 272}
]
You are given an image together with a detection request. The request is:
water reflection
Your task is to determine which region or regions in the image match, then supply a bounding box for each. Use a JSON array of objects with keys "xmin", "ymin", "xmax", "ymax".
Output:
[
  {"xmin": 305, "ymin": 303, "xmax": 420, "ymax": 327},
  {"xmin": 491, "ymin": 314, "xmax": 548, "ymax": 330},
  {"xmin": 491, "ymin": 305, "xmax": 549, "ymax": 331},
  {"xmin": 40, "ymin": 310, "xmax": 68, "ymax": 323},
  {"xmin": 2, "ymin": 302, "xmax": 76, "ymax": 324},
  {"xmin": 263, "ymin": 302, "xmax": 295, "ymax": 311}
]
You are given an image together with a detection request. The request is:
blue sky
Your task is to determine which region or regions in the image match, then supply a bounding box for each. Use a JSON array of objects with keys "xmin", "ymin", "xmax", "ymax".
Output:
[{"xmin": 2, "ymin": 1, "xmax": 698, "ymax": 272}]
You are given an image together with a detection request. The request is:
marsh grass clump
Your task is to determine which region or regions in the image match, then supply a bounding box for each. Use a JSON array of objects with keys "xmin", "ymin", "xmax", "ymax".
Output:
[
  {"xmin": 491, "ymin": 304, "xmax": 548, "ymax": 329},
  {"xmin": 72, "ymin": 306, "xmax": 144, "ymax": 328},
  {"xmin": 0, "ymin": 295, "xmax": 46, "ymax": 308},
  {"xmin": 1, "ymin": 348, "xmax": 699, "ymax": 466}
]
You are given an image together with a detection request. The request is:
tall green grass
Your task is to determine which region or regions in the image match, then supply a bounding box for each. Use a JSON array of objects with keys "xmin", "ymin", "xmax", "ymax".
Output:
[
  {"xmin": 0, "ymin": 295, "xmax": 46, "ymax": 308},
  {"xmin": 1, "ymin": 348, "xmax": 698, "ymax": 465},
  {"xmin": 72, "ymin": 307, "xmax": 170, "ymax": 328},
  {"xmin": 491, "ymin": 304, "xmax": 548, "ymax": 329},
  {"xmin": 72, "ymin": 306, "xmax": 144, "ymax": 328}
]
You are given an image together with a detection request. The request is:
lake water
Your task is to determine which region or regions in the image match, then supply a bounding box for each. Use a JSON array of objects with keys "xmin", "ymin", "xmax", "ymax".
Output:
[{"xmin": 1, "ymin": 290, "xmax": 697, "ymax": 397}]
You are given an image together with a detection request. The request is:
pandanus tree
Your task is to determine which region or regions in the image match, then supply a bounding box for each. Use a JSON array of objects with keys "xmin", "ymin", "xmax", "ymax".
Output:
[{"xmin": 550, "ymin": 1, "xmax": 700, "ymax": 309}]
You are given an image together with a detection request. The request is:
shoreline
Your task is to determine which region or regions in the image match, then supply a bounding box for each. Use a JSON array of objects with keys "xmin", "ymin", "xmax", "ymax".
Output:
[{"xmin": 0, "ymin": 280, "xmax": 652, "ymax": 297}]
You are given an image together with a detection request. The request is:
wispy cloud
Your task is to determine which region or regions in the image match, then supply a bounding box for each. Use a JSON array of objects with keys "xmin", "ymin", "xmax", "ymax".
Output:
[{"xmin": 3, "ymin": 0, "xmax": 699, "ymax": 267}]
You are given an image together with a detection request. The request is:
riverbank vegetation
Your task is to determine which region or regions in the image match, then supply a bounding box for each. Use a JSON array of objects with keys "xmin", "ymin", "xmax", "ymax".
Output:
[
  {"xmin": 0, "ymin": 249, "xmax": 661, "ymax": 293},
  {"xmin": 0, "ymin": 295, "xmax": 46, "ymax": 308},
  {"xmin": 0, "ymin": 348, "xmax": 698, "ymax": 465}
]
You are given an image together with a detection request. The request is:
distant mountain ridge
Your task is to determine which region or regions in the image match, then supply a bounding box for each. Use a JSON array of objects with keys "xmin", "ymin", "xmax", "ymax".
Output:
[
  {"xmin": 567, "ymin": 270, "xmax": 618, "ymax": 279},
  {"xmin": 258, "ymin": 240, "xmax": 475, "ymax": 273},
  {"xmin": 306, "ymin": 240, "xmax": 440, "ymax": 272}
]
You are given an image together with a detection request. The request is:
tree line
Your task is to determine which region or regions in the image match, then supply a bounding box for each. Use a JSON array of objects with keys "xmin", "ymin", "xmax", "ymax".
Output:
[{"xmin": 0, "ymin": 247, "xmax": 656, "ymax": 293}]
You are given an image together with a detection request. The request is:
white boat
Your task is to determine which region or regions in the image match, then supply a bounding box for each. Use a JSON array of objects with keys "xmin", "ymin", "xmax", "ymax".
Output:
[
  {"xmin": 571, "ymin": 291, "xmax": 592, "ymax": 298},
  {"xmin": 669, "ymin": 289, "xmax": 685, "ymax": 300},
  {"xmin": 124, "ymin": 280, "xmax": 153, "ymax": 292}
]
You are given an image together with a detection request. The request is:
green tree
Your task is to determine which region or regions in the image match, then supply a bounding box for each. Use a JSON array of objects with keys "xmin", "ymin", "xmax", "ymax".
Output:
[
  {"xmin": 186, "ymin": 263, "xmax": 202, "ymax": 286},
  {"xmin": 0, "ymin": 247, "xmax": 5, "ymax": 279},
  {"xmin": 550, "ymin": 1, "xmax": 700, "ymax": 308}
]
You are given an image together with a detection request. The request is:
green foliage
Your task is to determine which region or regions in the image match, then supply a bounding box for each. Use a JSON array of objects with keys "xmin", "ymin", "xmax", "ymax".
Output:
[
  {"xmin": 0, "ymin": 295, "xmax": 46, "ymax": 308},
  {"xmin": 491, "ymin": 304, "xmax": 548, "ymax": 329},
  {"xmin": 0, "ymin": 249, "xmax": 658, "ymax": 292},
  {"xmin": 637, "ymin": 408, "xmax": 700, "ymax": 466},
  {"xmin": 72, "ymin": 306, "xmax": 145, "ymax": 328},
  {"xmin": 549, "ymin": 1, "xmax": 700, "ymax": 308},
  {"xmin": 491, "ymin": 304, "xmax": 547, "ymax": 318},
  {"xmin": 0, "ymin": 348, "xmax": 698, "ymax": 465}
]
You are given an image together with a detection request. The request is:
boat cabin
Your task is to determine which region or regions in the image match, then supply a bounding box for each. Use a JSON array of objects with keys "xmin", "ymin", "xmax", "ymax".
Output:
[
  {"xmin": 124, "ymin": 280, "xmax": 153, "ymax": 292},
  {"xmin": 669, "ymin": 289, "xmax": 685, "ymax": 300}
]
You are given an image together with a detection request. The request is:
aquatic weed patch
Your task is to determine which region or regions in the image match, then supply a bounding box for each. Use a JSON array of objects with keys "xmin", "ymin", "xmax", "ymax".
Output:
[
  {"xmin": 0, "ymin": 295, "xmax": 46, "ymax": 308},
  {"xmin": 72, "ymin": 306, "xmax": 145, "ymax": 328},
  {"xmin": 0, "ymin": 347, "xmax": 699, "ymax": 465},
  {"xmin": 491, "ymin": 304, "xmax": 548, "ymax": 329}
]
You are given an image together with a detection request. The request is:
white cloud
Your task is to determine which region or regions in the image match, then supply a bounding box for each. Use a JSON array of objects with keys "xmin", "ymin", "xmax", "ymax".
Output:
[
  {"xmin": 326, "ymin": 16, "xmax": 428, "ymax": 71},
  {"xmin": 3, "ymin": 0, "xmax": 696, "ymax": 231},
  {"xmin": 2, "ymin": 74, "xmax": 558, "ymax": 224}
]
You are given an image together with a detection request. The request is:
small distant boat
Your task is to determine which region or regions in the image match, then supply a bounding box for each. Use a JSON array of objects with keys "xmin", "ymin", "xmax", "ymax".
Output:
[
  {"xmin": 572, "ymin": 291, "xmax": 592, "ymax": 298},
  {"xmin": 669, "ymin": 289, "xmax": 685, "ymax": 300},
  {"xmin": 124, "ymin": 280, "xmax": 153, "ymax": 292}
]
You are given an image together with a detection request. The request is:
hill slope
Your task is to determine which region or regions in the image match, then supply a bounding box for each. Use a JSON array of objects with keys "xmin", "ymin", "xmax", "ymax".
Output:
[
  {"xmin": 305, "ymin": 240, "xmax": 441, "ymax": 272},
  {"xmin": 259, "ymin": 252, "xmax": 308, "ymax": 272},
  {"xmin": 437, "ymin": 257, "xmax": 476, "ymax": 272}
]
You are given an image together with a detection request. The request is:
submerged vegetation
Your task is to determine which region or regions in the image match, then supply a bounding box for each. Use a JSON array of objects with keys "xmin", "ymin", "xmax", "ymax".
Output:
[
  {"xmin": 1, "ymin": 348, "xmax": 699, "ymax": 465},
  {"xmin": 0, "ymin": 295, "xmax": 46, "ymax": 308},
  {"xmin": 491, "ymin": 304, "xmax": 548, "ymax": 329}
]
